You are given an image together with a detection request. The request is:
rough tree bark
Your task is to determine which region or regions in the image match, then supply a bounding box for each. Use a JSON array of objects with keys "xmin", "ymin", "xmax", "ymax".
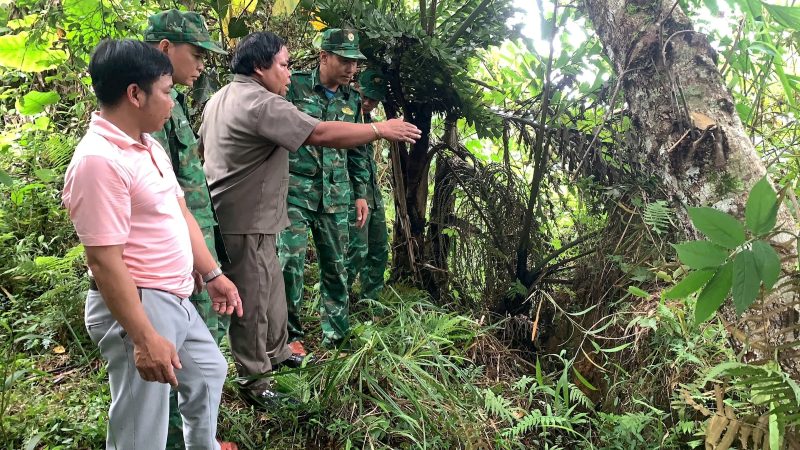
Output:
[
  {"xmin": 582, "ymin": 0, "xmax": 799, "ymax": 378},
  {"xmin": 384, "ymin": 100, "xmax": 433, "ymax": 285}
]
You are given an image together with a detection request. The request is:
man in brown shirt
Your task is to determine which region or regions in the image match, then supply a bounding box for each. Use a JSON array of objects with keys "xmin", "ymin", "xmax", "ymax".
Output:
[{"xmin": 200, "ymin": 31, "xmax": 419, "ymax": 408}]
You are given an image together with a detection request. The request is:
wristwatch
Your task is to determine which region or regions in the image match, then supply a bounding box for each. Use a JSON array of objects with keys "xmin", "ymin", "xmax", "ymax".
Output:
[{"xmin": 201, "ymin": 267, "xmax": 223, "ymax": 283}]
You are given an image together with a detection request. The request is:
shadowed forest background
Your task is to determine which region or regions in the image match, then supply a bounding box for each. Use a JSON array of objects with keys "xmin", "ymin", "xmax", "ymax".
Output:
[{"xmin": 2, "ymin": 0, "xmax": 800, "ymax": 448}]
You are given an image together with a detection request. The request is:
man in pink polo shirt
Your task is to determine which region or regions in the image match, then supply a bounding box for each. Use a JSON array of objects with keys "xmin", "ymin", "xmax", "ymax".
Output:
[{"xmin": 62, "ymin": 39, "xmax": 242, "ymax": 449}]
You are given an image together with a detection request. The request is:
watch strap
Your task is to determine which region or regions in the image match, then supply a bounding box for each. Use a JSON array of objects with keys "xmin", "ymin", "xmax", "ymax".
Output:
[{"xmin": 202, "ymin": 267, "xmax": 223, "ymax": 283}]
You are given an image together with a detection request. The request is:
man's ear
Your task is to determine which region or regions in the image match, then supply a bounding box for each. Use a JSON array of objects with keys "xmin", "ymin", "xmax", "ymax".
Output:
[
  {"xmin": 319, "ymin": 51, "xmax": 328, "ymax": 65},
  {"xmin": 157, "ymin": 39, "xmax": 171, "ymax": 53},
  {"xmin": 253, "ymin": 67, "xmax": 264, "ymax": 78},
  {"xmin": 126, "ymin": 84, "xmax": 143, "ymax": 108}
]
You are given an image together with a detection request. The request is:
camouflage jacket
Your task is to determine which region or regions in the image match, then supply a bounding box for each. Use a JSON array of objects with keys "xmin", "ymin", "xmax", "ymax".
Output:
[
  {"xmin": 286, "ymin": 68, "xmax": 370, "ymax": 214},
  {"xmin": 360, "ymin": 114, "xmax": 383, "ymax": 210},
  {"xmin": 151, "ymin": 88, "xmax": 216, "ymax": 228}
]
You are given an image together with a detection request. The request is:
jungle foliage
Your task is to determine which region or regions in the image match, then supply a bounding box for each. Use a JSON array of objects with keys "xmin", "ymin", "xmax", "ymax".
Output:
[{"xmin": 2, "ymin": 0, "xmax": 800, "ymax": 448}]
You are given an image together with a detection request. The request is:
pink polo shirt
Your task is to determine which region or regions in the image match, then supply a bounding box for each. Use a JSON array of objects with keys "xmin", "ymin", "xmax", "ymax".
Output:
[{"xmin": 62, "ymin": 113, "xmax": 194, "ymax": 298}]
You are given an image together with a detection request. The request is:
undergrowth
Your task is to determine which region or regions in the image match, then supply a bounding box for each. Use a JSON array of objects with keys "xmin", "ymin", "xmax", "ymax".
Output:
[{"xmin": 2, "ymin": 131, "xmax": 798, "ymax": 450}]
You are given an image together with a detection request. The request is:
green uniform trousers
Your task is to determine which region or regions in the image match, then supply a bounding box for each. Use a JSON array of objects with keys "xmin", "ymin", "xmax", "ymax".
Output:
[
  {"xmin": 278, "ymin": 203, "xmax": 350, "ymax": 347},
  {"xmin": 346, "ymin": 204, "xmax": 388, "ymax": 301},
  {"xmin": 167, "ymin": 226, "xmax": 229, "ymax": 449}
]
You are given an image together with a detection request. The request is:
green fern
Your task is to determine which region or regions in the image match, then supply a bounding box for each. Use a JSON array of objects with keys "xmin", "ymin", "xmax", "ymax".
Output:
[
  {"xmin": 502, "ymin": 405, "xmax": 588, "ymax": 439},
  {"xmin": 642, "ymin": 200, "xmax": 673, "ymax": 235},
  {"xmin": 706, "ymin": 362, "xmax": 800, "ymax": 424},
  {"xmin": 484, "ymin": 389, "xmax": 516, "ymax": 422}
]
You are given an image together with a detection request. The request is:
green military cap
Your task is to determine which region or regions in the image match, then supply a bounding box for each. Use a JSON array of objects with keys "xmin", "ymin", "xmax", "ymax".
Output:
[
  {"xmin": 358, "ymin": 68, "xmax": 387, "ymax": 102},
  {"xmin": 144, "ymin": 9, "xmax": 226, "ymax": 55},
  {"xmin": 320, "ymin": 28, "xmax": 366, "ymax": 60}
]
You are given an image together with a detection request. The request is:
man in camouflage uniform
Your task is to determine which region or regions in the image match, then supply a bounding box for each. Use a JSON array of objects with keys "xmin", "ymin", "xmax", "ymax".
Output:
[
  {"xmin": 144, "ymin": 10, "xmax": 236, "ymax": 450},
  {"xmin": 346, "ymin": 68, "xmax": 389, "ymax": 303},
  {"xmin": 279, "ymin": 29, "xmax": 371, "ymax": 350}
]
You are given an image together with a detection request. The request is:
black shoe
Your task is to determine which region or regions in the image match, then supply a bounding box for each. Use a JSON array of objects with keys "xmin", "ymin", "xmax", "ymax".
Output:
[
  {"xmin": 274, "ymin": 353, "xmax": 315, "ymax": 370},
  {"xmin": 240, "ymin": 387, "xmax": 298, "ymax": 409}
]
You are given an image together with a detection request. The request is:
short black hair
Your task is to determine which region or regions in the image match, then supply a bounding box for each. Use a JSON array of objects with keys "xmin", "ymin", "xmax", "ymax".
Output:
[
  {"xmin": 231, "ymin": 32, "xmax": 285, "ymax": 75},
  {"xmin": 89, "ymin": 39, "xmax": 173, "ymax": 107}
]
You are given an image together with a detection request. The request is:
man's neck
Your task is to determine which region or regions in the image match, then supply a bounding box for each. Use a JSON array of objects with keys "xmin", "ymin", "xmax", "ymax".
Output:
[
  {"xmin": 99, "ymin": 108, "xmax": 145, "ymax": 144},
  {"xmin": 318, "ymin": 66, "xmax": 340, "ymax": 91}
]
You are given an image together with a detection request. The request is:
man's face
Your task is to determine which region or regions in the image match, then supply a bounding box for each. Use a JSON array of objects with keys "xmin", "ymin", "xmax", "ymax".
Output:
[
  {"xmin": 164, "ymin": 42, "xmax": 206, "ymax": 87},
  {"xmin": 136, "ymin": 75, "xmax": 174, "ymax": 133},
  {"xmin": 255, "ymin": 46, "xmax": 291, "ymax": 96},
  {"xmin": 320, "ymin": 52, "xmax": 358, "ymax": 87},
  {"xmin": 362, "ymin": 97, "xmax": 379, "ymax": 114}
]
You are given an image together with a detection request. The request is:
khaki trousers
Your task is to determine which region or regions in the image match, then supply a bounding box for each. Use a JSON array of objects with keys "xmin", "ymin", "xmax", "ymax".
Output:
[{"xmin": 222, "ymin": 233, "xmax": 292, "ymax": 391}]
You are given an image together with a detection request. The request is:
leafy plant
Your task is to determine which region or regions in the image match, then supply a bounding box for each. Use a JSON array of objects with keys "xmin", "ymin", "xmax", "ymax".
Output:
[{"xmin": 665, "ymin": 177, "xmax": 782, "ymax": 323}]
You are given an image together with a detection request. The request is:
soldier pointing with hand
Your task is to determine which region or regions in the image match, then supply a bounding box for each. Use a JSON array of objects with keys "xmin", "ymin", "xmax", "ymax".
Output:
[{"xmin": 279, "ymin": 28, "xmax": 374, "ymax": 354}]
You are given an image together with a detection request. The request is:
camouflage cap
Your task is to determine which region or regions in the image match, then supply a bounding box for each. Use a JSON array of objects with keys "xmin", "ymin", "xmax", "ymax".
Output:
[
  {"xmin": 320, "ymin": 28, "xmax": 366, "ymax": 60},
  {"xmin": 358, "ymin": 68, "xmax": 386, "ymax": 101},
  {"xmin": 144, "ymin": 10, "xmax": 226, "ymax": 55}
]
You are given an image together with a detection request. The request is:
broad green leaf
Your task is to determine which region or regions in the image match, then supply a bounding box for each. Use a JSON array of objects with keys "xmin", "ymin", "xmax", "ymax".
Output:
[
  {"xmin": 745, "ymin": 177, "xmax": 778, "ymax": 236},
  {"xmin": 627, "ymin": 286, "xmax": 650, "ymax": 298},
  {"xmin": 672, "ymin": 241, "xmax": 729, "ymax": 269},
  {"xmin": 33, "ymin": 169, "xmax": 56, "ymax": 183},
  {"xmin": 572, "ymin": 367, "xmax": 597, "ymax": 391},
  {"xmin": 599, "ymin": 342, "xmax": 632, "ymax": 353},
  {"xmin": 0, "ymin": 32, "xmax": 67, "ymax": 72},
  {"xmin": 695, "ymin": 262, "xmax": 733, "ymax": 324},
  {"xmin": 688, "ymin": 207, "xmax": 746, "ymax": 249},
  {"xmin": 774, "ymin": 59, "xmax": 797, "ymax": 109},
  {"xmin": 748, "ymin": 40, "xmax": 779, "ymax": 57},
  {"xmin": 732, "ymin": 250, "xmax": 760, "ymax": 314},
  {"xmin": 15, "ymin": 91, "xmax": 60, "ymax": 115},
  {"xmin": 0, "ymin": 168, "xmax": 12, "ymax": 186},
  {"xmin": 226, "ymin": 17, "xmax": 249, "ymax": 38},
  {"xmin": 212, "ymin": 0, "xmax": 231, "ymax": 18},
  {"xmin": 752, "ymin": 240, "xmax": 781, "ymax": 290},
  {"xmin": 763, "ymin": 3, "xmax": 800, "ymax": 30},
  {"xmin": 272, "ymin": 0, "xmax": 300, "ymax": 16},
  {"xmin": 664, "ymin": 269, "xmax": 715, "ymax": 299}
]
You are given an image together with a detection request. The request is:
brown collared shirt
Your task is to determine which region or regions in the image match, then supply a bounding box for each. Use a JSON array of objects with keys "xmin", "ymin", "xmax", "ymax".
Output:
[{"xmin": 200, "ymin": 74, "xmax": 320, "ymax": 234}]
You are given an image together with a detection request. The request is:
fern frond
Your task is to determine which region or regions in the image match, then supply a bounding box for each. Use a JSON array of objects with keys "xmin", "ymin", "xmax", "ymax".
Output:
[
  {"xmin": 642, "ymin": 200, "xmax": 673, "ymax": 235},
  {"xmin": 484, "ymin": 389, "xmax": 516, "ymax": 422}
]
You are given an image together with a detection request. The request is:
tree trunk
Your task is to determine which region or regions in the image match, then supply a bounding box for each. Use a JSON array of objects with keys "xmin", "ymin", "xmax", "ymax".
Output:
[
  {"xmin": 582, "ymin": 0, "xmax": 799, "ymax": 378},
  {"xmin": 385, "ymin": 100, "xmax": 433, "ymax": 284}
]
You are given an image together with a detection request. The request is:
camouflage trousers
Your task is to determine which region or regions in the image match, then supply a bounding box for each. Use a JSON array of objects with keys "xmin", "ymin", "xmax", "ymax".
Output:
[
  {"xmin": 346, "ymin": 204, "xmax": 388, "ymax": 301},
  {"xmin": 278, "ymin": 203, "xmax": 350, "ymax": 347},
  {"xmin": 167, "ymin": 226, "xmax": 229, "ymax": 449}
]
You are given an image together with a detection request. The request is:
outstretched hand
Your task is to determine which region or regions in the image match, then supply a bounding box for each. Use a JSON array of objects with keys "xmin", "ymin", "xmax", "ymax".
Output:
[
  {"xmin": 376, "ymin": 119, "xmax": 422, "ymax": 144},
  {"xmin": 206, "ymin": 275, "xmax": 243, "ymax": 317}
]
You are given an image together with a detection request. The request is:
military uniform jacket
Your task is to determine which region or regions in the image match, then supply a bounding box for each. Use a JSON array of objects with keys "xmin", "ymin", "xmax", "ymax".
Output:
[
  {"xmin": 286, "ymin": 68, "xmax": 370, "ymax": 214},
  {"xmin": 151, "ymin": 88, "xmax": 216, "ymax": 228},
  {"xmin": 360, "ymin": 114, "xmax": 384, "ymax": 210}
]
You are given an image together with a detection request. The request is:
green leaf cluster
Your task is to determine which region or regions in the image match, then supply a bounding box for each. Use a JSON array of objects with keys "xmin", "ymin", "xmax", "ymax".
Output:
[
  {"xmin": 665, "ymin": 178, "xmax": 782, "ymax": 323},
  {"xmin": 296, "ymin": 0, "xmax": 519, "ymax": 138}
]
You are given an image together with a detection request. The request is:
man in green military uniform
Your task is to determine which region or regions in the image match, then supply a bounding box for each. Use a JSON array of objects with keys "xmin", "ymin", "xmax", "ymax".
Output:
[
  {"xmin": 346, "ymin": 68, "xmax": 389, "ymax": 303},
  {"xmin": 144, "ymin": 10, "xmax": 237, "ymax": 450},
  {"xmin": 279, "ymin": 28, "xmax": 371, "ymax": 351}
]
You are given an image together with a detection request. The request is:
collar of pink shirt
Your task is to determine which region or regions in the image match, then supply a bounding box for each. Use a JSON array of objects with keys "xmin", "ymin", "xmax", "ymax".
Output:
[{"xmin": 88, "ymin": 112, "xmax": 159, "ymax": 153}]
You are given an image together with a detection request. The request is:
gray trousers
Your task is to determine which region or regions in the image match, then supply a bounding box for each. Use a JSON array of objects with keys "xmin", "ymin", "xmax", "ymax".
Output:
[
  {"xmin": 222, "ymin": 233, "xmax": 292, "ymax": 391},
  {"xmin": 85, "ymin": 288, "xmax": 226, "ymax": 450}
]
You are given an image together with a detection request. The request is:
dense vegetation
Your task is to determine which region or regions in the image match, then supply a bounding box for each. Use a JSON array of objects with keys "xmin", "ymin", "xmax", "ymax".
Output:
[{"xmin": 2, "ymin": 0, "xmax": 800, "ymax": 448}]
